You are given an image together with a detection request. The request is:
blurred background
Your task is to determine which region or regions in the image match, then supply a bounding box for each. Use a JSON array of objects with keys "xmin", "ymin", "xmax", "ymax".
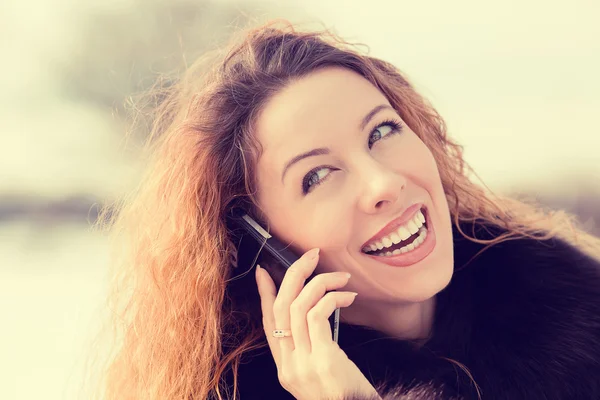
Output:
[{"xmin": 1, "ymin": 0, "xmax": 598, "ymax": 398}]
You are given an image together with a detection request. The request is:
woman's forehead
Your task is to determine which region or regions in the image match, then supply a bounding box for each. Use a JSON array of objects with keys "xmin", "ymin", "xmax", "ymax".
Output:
[{"xmin": 254, "ymin": 67, "xmax": 390, "ymax": 159}]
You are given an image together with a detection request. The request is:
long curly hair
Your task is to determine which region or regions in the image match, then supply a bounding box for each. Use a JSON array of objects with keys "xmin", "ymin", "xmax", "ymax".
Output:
[{"xmin": 92, "ymin": 20, "xmax": 600, "ymax": 400}]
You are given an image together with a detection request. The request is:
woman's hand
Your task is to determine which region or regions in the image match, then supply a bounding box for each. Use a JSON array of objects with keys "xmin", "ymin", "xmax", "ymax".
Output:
[{"xmin": 255, "ymin": 248, "xmax": 380, "ymax": 400}]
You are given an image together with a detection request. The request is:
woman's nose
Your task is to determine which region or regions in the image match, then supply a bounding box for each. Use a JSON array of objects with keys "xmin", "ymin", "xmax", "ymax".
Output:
[{"xmin": 356, "ymin": 162, "xmax": 406, "ymax": 215}]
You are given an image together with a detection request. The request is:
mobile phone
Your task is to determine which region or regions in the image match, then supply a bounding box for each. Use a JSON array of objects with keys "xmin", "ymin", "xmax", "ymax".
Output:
[{"xmin": 227, "ymin": 210, "xmax": 341, "ymax": 343}]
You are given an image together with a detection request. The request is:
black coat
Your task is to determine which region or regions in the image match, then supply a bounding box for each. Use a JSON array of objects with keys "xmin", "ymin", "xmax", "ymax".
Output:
[{"xmin": 232, "ymin": 220, "xmax": 600, "ymax": 399}]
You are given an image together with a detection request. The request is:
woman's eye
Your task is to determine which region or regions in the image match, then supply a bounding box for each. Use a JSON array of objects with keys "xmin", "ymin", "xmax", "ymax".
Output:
[
  {"xmin": 302, "ymin": 167, "xmax": 332, "ymax": 194},
  {"xmin": 368, "ymin": 121, "xmax": 402, "ymax": 149},
  {"xmin": 299, "ymin": 120, "xmax": 402, "ymax": 195}
]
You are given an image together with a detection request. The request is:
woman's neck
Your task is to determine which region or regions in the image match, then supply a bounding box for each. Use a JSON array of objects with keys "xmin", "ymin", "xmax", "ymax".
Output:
[{"xmin": 341, "ymin": 295, "xmax": 436, "ymax": 341}]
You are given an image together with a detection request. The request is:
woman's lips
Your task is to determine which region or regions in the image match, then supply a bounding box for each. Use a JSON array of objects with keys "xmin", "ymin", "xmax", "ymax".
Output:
[
  {"xmin": 361, "ymin": 203, "xmax": 424, "ymax": 249},
  {"xmin": 364, "ymin": 208, "xmax": 436, "ymax": 268}
]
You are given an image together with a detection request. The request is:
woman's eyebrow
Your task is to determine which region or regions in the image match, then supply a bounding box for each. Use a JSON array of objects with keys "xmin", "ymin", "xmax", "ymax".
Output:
[
  {"xmin": 360, "ymin": 104, "xmax": 394, "ymax": 131},
  {"xmin": 281, "ymin": 147, "xmax": 330, "ymax": 183},
  {"xmin": 280, "ymin": 104, "xmax": 393, "ymax": 183}
]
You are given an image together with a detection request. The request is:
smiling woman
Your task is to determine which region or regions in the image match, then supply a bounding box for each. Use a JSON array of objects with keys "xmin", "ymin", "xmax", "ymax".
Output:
[
  {"xmin": 253, "ymin": 66, "xmax": 454, "ymax": 312},
  {"xmin": 95, "ymin": 20, "xmax": 600, "ymax": 400}
]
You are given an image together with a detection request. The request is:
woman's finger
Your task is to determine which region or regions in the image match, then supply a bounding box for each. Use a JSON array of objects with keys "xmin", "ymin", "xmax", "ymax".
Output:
[
  {"xmin": 272, "ymin": 248, "xmax": 320, "ymax": 355},
  {"xmin": 307, "ymin": 291, "xmax": 358, "ymax": 349},
  {"xmin": 255, "ymin": 265, "xmax": 282, "ymax": 366},
  {"xmin": 290, "ymin": 271, "xmax": 351, "ymax": 352}
]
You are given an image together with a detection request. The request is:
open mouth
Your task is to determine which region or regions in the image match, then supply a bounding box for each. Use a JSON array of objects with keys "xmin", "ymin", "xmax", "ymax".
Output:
[{"xmin": 362, "ymin": 207, "xmax": 429, "ymax": 257}]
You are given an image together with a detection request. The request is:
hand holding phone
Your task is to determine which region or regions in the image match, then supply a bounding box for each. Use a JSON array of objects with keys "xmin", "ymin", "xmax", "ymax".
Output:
[
  {"xmin": 228, "ymin": 211, "xmax": 341, "ymax": 342},
  {"xmin": 255, "ymin": 250, "xmax": 378, "ymax": 400}
]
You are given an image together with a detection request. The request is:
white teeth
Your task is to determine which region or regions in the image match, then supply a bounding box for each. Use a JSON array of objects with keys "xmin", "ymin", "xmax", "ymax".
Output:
[
  {"xmin": 415, "ymin": 234, "xmax": 425, "ymax": 245},
  {"xmin": 363, "ymin": 208, "xmax": 428, "ymax": 253},
  {"xmin": 416, "ymin": 210, "xmax": 425, "ymax": 224},
  {"xmin": 398, "ymin": 226, "xmax": 411, "ymax": 241},
  {"xmin": 413, "ymin": 214, "xmax": 423, "ymax": 228},
  {"xmin": 406, "ymin": 220, "xmax": 419, "ymax": 235},
  {"xmin": 369, "ymin": 226, "xmax": 428, "ymax": 257},
  {"xmin": 382, "ymin": 237, "xmax": 393, "ymax": 248}
]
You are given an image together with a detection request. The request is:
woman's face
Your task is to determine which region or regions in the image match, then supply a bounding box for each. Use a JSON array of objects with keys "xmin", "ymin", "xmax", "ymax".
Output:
[{"xmin": 253, "ymin": 67, "xmax": 453, "ymax": 304}]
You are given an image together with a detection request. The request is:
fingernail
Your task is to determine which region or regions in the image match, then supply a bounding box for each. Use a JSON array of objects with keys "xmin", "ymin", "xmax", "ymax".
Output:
[
  {"xmin": 255, "ymin": 264, "xmax": 261, "ymax": 278},
  {"xmin": 345, "ymin": 272, "xmax": 351, "ymax": 279},
  {"xmin": 350, "ymin": 292, "xmax": 358, "ymax": 297},
  {"xmin": 307, "ymin": 248, "xmax": 320, "ymax": 259}
]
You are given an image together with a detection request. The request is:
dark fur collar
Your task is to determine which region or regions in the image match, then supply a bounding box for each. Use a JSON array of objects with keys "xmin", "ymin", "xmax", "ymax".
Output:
[{"xmin": 231, "ymin": 220, "xmax": 600, "ymax": 399}]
